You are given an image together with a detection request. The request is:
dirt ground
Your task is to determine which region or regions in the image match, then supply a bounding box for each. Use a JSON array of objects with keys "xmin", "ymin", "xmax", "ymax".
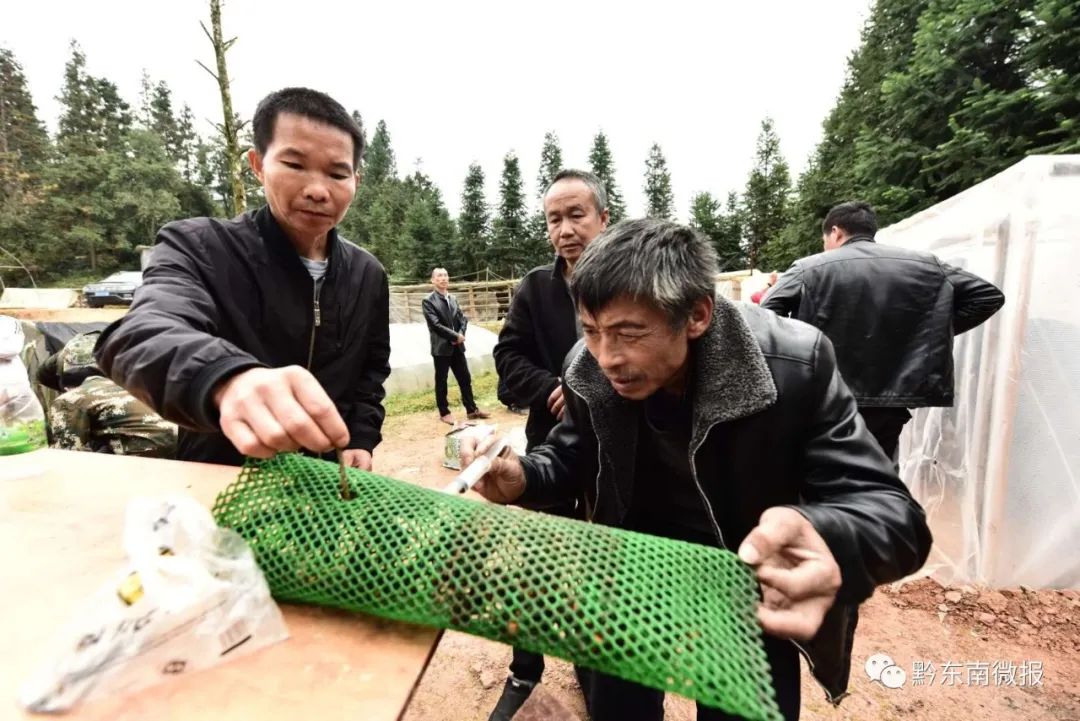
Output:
[{"xmin": 373, "ymin": 409, "xmax": 1080, "ymax": 721}]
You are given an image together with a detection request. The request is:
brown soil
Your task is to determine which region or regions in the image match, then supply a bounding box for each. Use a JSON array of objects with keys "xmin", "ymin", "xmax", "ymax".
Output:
[{"xmin": 357, "ymin": 410, "xmax": 1080, "ymax": 720}]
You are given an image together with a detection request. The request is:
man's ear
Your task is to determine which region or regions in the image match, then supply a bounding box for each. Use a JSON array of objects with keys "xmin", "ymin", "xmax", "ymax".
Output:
[
  {"xmin": 248, "ymin": 148, "xmax": 264, "ymax": 185},
  {"xmin": 686, "ymin": 295, "xmax": 714, "ymax": 340}
]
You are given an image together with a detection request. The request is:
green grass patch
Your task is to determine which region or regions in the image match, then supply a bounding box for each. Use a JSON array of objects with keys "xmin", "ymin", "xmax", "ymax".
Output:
[
  {"xmin": 384, "ymin": 371, "xmax": 501, "ymax": 418},
  {"xmin": 40, "ymin": 270, "xmax": 104, "ymax": 289}
]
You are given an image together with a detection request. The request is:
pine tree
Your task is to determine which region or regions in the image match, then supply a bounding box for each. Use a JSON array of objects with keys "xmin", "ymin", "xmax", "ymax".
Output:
[
  {"xmin": 536, "ymin": 131, "xmax": 563, "ymax": 199},
  {"xmin": 40, "ymin": 129, "xmax": 185, "ymax": 276},
  {"xmin": 689, "ymin": 191, "xmax": 722, "ymax": 249},
  {"xmin": 0, "ymin": 48, "xmax": 50, "ymax": 284},
  {"xmin": 862, "ymin": 0, "xmax": 1043, "ymax": 219},
  {"xmin": 492, "ymin": 152, "xmax": 529, "ymax": 277},
  {"xmin": 742, "ymin": 118, "xmax": 791, "ymax": 270},
  {"xmin": 588, "ymin": 131, "xmax": 625, "ymax": 222},
  {"xmin": 175, "ymin": 104, "xmax": 199, "ymax": 181},
  {"xmin": 1025, "ymin": 0, "xmax": 1080, "ymax": 154},
  {"xmin": 778, "ymin": 0, "xmax": 929, "ymax": 253},
  {"xmin": 688, "ymin": 191, "xmax": 744, "ymax": 270},
  {"xmin": 350, "ymin": 110, "xmax": 368, "ymax": 167},
  {"xmin": 137, "ymin": 70, "xmax": 154, "ymax": 128},
  {"xmin": 396, "ymin": 170, "xmax": 457, "ymax": 280},
  {"xmin": 150, "ymin": 81, "xmax": 181, "ymax": 160},
  {"xmin": 719, "ymin": 192, "xmax": 745, "ymax": 270},
  {"xmin": 56, "ymin": 41, "xmax": 132, "ymax": 155},
  {"xmin": 364, "ymin": 120, "xmax": 396, "ymax": 186},
  {"xmin": 339, "ymin": 118, "xmax": 399, "ymax": 270},
  {"xmin": 173, "ymin": 101, "xmax": 219, "ymax": 220},
  {"xmin": 137, "ymin": 76, "xmax": 186, "ymax": 166},
  {"xmin": 643, "ymin": 143, "xmax": 674, "ymax": 220},
  {"xmin": 0, "ymin": 49, "xmax": 49, "ymax": 166},
  {"xmin": 457, "ymin": 163, "xmax": 490, "ymax": 275},
  {"xmin": 524, "ymin": 131, "xmax": 564, "ymax": 269}
]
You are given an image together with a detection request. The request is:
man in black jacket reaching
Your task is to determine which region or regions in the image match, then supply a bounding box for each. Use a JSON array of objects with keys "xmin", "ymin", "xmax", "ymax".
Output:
[
  {"xmin": 96, "ymin": 87, "xmax": 390, "ymax": 468},
  {"xmin": 464, "ymin": 219, "xmax": 932, "ymax": 720},
  {"xmin": 486, "ymin": 169, "xmax": 609, "ymax": 719},
  {"xmin": 763, "ymin": 201, "xmax": 1004, "ymax": 462}
]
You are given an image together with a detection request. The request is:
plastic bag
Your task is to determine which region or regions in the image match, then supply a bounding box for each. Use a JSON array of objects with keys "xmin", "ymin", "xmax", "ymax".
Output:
[
  {"xmin": 19, "ymin": 495, "xmax": 289, "ymax": 712},
  {"xmin": 0, "ymin": 315, "xmax": 46, "ymax": 454}
]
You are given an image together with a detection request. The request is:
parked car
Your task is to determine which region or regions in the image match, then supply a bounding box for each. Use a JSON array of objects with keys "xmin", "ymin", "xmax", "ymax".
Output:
[{"xmin": 82, "ymin": 271, "xmax": 143, "ymax": 307}]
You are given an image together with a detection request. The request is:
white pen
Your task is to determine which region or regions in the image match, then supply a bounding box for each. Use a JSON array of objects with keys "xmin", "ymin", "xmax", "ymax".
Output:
[{"xmin": 442, "ymin": 435, "xmax": 509, "ymax": 494}]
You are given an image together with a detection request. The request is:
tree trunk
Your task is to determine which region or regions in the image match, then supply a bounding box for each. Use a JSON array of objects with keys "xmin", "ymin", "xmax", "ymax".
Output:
[
  {"xmin": 202, "ymin": 0, "xmax": 244, "ymax": 215},
  {"xmin": 0, "ymin": 94, "xmax": 8, "ymax": 154}
]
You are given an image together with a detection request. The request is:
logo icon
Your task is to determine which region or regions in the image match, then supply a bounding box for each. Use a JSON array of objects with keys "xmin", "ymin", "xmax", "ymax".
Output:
[{"xmin": 865, "ymin": 652, "xmax": 906, "ymax": 689}]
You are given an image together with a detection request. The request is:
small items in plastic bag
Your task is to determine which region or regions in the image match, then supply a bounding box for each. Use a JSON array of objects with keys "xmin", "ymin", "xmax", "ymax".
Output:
[
  {"xmin": 0, "ymin": 316, "xmax": 46, "ymax": 455},
  {"xmin": 19, "ymin": 495, "xmax": 289, "ymax": 712}
]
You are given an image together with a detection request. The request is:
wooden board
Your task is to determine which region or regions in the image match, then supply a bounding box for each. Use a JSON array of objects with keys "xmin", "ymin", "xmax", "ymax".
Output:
[{"xmin": 0, "ymin": 450, "xmax": 441, "ymax": 721}]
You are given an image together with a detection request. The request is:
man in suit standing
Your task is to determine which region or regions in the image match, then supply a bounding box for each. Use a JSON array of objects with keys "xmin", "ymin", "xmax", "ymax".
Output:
[{"xmin": 423, "ymin": 267, "xmax": 490, "ymax": 424}]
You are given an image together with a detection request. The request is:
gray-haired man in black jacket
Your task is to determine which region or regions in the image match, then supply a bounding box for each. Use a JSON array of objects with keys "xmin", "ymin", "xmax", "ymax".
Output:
[
  {"xmin": 486, "ymin": 169, "xmax": 609, "ymax": 720},
  {"xmin": 464, "ymin": 219, "xmax": 932, "ymax": 721}
]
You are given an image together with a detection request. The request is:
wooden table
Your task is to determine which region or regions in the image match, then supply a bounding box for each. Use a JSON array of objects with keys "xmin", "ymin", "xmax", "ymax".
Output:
[{"xmin": 0, "ymin": 450, "xmax": 441, "ymax": 720}]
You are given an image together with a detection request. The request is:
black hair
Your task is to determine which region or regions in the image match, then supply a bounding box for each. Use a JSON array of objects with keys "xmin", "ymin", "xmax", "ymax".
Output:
[
  {"xmin": 822, "ymin": 201, "xmax": 878, "ymax": 238},
  {"xmin": 252, "ymin": 87, "xmax": 365, "ymax": 169},
  {"xmin": 571, "ymin": 218, "xmax": 718, "ymax": 327}
]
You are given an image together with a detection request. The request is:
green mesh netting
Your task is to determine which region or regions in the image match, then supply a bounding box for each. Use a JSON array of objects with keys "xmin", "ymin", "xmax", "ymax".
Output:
[{"xmin": 211, "ymin": 454, "xmax": 781, "ymax": 721}]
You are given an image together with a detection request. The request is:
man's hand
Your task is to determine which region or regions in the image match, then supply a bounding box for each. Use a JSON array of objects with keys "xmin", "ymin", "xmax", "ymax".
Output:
[
  {"xmin": 547, "ymin": 383, "xmax": 566, "ymax": 421},
  {"xmin": 459, "ymin": 434, "xmax": 527, "ymax": 504},
  {"xmin": 213, "ymin": 366, "xmax": 349, "ymax": 458},
  {"xmin": 738, "ymin": 507, "xmax": 842, "ymax": 642},
  {"xmin": 455, "ymin": 333, "xmax": 466, "ymax": 346},
  {"xmin": 342, "ymin": 449, "xmax": 372, "ymax": 470}
]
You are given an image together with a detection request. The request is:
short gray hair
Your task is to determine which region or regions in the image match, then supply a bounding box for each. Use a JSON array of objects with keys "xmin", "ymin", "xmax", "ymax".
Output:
[
  {"xmin": 571, "ymin": 218, "xmax": 718, "ymax": 326},
  {"xmin": 544, "ymin": 169, "xmax": 608, "ymax": 215}
]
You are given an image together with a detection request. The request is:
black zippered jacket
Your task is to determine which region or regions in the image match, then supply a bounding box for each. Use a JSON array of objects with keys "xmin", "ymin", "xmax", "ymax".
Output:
[
  {"xmin": 493, "ymin": 257, "xmax": 580, "ymax": 450},
  {"xmin": 96, "ymin": 206, "xmax": 391, "ymax": 465}
]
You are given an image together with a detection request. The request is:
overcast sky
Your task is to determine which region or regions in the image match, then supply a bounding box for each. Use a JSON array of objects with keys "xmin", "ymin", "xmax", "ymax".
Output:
[{"xmin": 5, "ymin": 0, "xmax": 870, "ymax": 219}]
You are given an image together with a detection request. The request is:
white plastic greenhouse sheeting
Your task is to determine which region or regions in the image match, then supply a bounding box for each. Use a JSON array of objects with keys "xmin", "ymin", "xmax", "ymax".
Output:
[
  {"xmin": 878, "ymin": 155, "xmax": 1080, "ymax": 590},
  {"xmin": 385, "ymin": 323, "xmax": 497, "ymax": 396}
]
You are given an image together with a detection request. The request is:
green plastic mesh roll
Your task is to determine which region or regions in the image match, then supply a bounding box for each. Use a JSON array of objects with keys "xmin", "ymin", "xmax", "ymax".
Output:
[{"xmin": 211, "ymin": 454, "xmax": 781, "ymax": 721}]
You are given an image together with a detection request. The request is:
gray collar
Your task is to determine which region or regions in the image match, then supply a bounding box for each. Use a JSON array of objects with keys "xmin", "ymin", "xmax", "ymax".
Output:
[
  {"xmin": 564, "ymin": 296, "xmax": 777, "ymax": 432},
  {"xmin": 562, "ymin": 296, "xmax": 778, "ymax": 521}
]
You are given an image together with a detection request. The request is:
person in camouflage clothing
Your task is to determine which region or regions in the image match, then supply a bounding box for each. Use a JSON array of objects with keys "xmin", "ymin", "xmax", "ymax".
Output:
[{"xmin": 37, "ymin": 332, "xmax": 177, "ymax": 457}]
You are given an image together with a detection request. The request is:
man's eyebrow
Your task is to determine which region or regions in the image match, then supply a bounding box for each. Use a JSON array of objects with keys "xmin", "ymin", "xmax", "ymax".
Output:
[{"xmin": 582, "ymin": 319, "xmax": 649, "ymax": 330}]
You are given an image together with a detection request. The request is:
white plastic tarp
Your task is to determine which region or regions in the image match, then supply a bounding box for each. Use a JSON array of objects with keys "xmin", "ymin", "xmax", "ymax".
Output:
[{"xmin": 879, "ymin": 155, "xmax": 1080, "ymax": 590}]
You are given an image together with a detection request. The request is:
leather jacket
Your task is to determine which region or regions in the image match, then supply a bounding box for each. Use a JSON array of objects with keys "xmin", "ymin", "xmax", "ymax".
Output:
[
  {"xmin": 518, "ymin": 298, "xmax": 933, "ymax": 703},
  {"xmin": 762, "ymin": 237, "xmax": 1004, "ymax": 407}
]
